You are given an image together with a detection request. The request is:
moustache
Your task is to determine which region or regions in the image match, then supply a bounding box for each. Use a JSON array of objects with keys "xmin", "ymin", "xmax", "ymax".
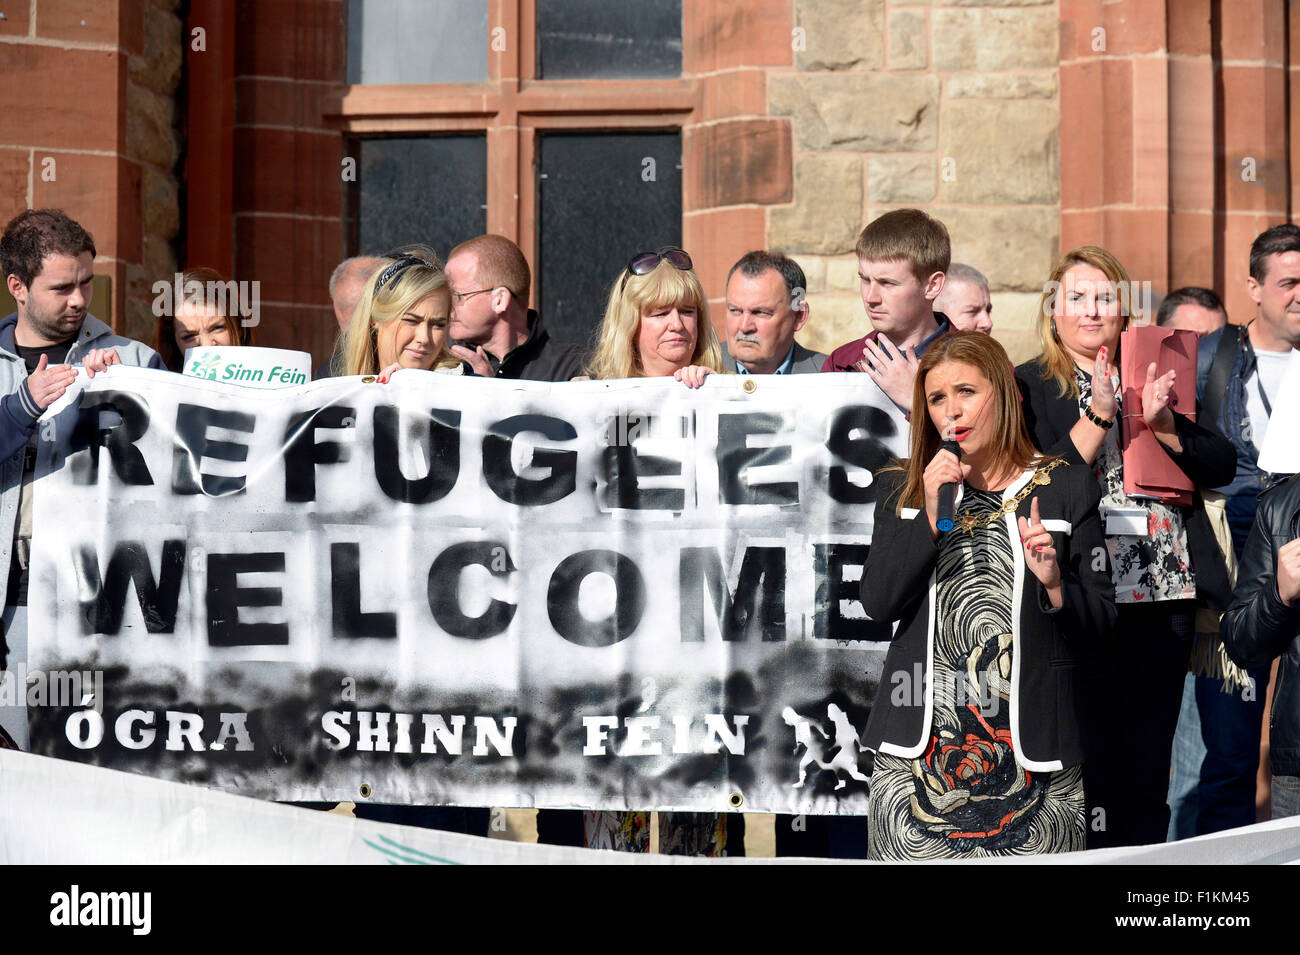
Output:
[{"xmin": 733, "ymin": 331, "xmax": 762, "ymax": 345}]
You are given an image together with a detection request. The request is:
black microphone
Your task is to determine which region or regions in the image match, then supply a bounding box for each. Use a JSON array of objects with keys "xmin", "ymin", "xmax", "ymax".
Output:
[{"xmin": 935, "ymin": 438, "xmax": 962, "ymax": 533}]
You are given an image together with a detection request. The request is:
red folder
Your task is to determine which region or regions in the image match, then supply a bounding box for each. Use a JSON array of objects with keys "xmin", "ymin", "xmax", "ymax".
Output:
[{"xmin": 1119, "ymin": 326, "xmax": 1198, "ymax": 507}]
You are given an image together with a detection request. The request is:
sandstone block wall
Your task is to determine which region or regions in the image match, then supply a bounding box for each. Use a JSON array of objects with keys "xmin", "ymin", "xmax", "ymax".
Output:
[
  {"xmin": 768, "ymin": 0, "xmax": 1061, "ymax": 364},
  {"xmin": 0, "ymin": 0, "xmax": 183, "ymax": 344}
]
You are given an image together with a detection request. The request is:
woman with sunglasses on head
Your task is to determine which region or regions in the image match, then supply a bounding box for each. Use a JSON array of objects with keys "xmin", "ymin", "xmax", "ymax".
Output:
[
  {"xmin": 583, "ymin": 247, "xmax": 731, "ymax": 855},
  {"xmin": 863, "ymin": 332, "xmax": 1115, "ymax": 860},
  {"xmin": 335, "ymin": 246, "xmax": 464, "ymax": 380},
  {"xmin": 1014, "ymin": 246, "xmax": 1236, "ymax": 849},
  {"xmin": 153, "ymin": 266, "xmax": 256, "ymax": 372},
  {"xmin": 585, "ymin": 247, "xmax": 724, "ymax": 387}
]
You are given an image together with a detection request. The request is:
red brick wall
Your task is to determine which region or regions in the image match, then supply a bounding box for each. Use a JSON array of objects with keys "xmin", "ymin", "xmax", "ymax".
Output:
[
  {"xmin": 0, "ymin": 0, "xmax": 182, "ymax": 344},
  {"xmin": 1, "ymin": 2, "xmax": 138, "ymax": 332},
  {"xmin": 223, "ymin": 0, "xmax": 792, "ymax": 361},
  {"xmin": 226, "ymin": 0, "xmax": 346, "ymax": 361},
  {"xmin": 1060, "ymin": 0, "xmax": 1294, "ymax": 324},
  {"xmin": 12, "ymin": 1, "xmax": 1294, "ymax": 359},
  {"xmin": 684, "ymin": 0, "xmax": 793, "ymax": 324}
]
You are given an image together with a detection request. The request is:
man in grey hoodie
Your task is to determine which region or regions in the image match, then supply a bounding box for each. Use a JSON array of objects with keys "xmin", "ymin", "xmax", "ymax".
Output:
[{"xmin": 0, "ymin": 208, "xmax": 164, "ymax": 747}]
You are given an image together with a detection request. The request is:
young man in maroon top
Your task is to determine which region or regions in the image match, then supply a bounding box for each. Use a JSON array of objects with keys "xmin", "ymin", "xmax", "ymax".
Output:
[{"xmin": 821, "ymin": 209, "xmax": 953, "ymax": 415}]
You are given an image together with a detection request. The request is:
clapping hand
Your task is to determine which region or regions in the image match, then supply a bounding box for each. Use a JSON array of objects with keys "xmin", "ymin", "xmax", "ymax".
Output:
[
  {"xmin": 1088, "ymin": 345, "xmax": 1117, "ymax": 422},
  {"xmin": 1141, "ymin": 361, "xmax": 1177, "ymax": 432}
]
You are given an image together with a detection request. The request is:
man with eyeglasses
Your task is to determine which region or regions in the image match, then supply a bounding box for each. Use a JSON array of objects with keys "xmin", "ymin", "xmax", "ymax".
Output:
[{"xmin": 445, "ymin": 235, "xmax": 587, "ymax": 382}]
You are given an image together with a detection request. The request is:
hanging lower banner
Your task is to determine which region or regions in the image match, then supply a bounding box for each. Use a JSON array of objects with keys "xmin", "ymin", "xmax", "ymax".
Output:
[
  {"xmin": 21, "ymin": 367, "xmax": 906, "ymax": 813},
  {"xmin": 7, "ymin": 748, "xmax": 1299, "ymax": 865}
]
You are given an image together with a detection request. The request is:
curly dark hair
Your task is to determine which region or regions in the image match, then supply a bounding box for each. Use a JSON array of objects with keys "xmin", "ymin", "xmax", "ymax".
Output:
[{"xmin": 0, "ymin": 209, "xmax": 96, "ymax": 288}]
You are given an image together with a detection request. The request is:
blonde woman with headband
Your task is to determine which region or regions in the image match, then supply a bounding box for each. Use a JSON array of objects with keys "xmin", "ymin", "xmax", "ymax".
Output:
[{"xmin": 337, "ymin": 246, "xmax": 463, "ymax": 380}]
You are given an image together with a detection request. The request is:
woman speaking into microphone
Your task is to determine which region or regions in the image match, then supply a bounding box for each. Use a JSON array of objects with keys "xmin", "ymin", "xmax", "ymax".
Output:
[{"xmin": 861, "ymin": 332, "xmax": 1116, "ymax": 860}]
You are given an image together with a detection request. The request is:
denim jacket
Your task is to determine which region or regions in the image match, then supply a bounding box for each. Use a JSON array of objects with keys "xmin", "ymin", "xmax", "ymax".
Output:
[{"xmin": 1196, "ymin": 324, "xmax": 1285, "ymax": 559}]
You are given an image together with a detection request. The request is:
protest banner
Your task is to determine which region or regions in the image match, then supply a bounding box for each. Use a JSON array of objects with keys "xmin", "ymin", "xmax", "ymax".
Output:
[
  {"xmin": 23, "ymin": 367, "xmax": 907, "ymax": 813},
  {"xmin": 4, "ymin": 747, "xmax": 1296, "ymax": 865}
]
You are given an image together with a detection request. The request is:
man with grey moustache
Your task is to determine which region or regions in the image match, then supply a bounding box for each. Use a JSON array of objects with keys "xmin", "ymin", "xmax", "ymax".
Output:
[
  {"xmin": 722, "ymin": 251, "xmax": 827, "ymax": 375},
  {"xmin": 725, "ymin": 250, "xmax": 869, "ymax": 858}
]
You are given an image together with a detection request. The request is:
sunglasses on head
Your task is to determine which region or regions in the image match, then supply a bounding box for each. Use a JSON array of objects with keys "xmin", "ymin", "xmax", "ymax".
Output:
[
  {"xmin": 620, "ymin": 247, "xmax": 693, "ymax": 290},
  {"xmin": 628, "ymin": 247, "xmax": 692, "ymax": 275}
]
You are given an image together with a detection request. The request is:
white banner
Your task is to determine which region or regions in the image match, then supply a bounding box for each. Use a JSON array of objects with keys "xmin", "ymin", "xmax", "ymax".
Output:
[
  {"xmin": 23, "ymin": 367, "xmax": 908, "ymax": 813},
  {"xmin": 3, "ymin": 747, "xmax": 1293, "ymax": 864}
]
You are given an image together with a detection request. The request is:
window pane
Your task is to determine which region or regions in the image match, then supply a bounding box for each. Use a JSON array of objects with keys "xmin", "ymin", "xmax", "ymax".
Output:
[
  {"xmin": 347, "ymin": 0, "xmax": 488, "ymax": 84},
  {"xmin": 537, "ymin": 0, "xmax": 682, "ymax": 79},
  {"xmin": 538, "ymin": 132, "xmax": 682, "ymax": 349},
  {"xmin": 349, "ymin": 136, "xmax": 487, "ymax": 259}
]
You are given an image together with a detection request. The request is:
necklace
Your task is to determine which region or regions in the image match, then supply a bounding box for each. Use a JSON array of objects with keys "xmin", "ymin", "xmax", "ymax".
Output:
[{"xmin": 954, "ymin": 459, "xmax": 1065, "ymax": 536}]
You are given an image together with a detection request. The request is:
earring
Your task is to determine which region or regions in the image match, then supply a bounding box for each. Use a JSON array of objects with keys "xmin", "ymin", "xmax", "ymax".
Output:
[{"xmin": 1050, "ymin": 319, "xmax": 1059, "ymax": 339}]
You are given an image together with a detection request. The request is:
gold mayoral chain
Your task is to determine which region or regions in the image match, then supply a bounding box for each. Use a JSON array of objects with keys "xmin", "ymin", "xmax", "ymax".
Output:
[{"xmin": 954, "ymin": 458, "xmax": 1066, "ymax": 536}]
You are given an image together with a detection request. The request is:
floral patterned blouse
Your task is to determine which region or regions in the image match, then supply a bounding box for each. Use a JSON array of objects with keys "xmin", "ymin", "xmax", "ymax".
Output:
[{"xmin": 1074, "ymin": 366, "xmax": 1196, "ymax": 604}]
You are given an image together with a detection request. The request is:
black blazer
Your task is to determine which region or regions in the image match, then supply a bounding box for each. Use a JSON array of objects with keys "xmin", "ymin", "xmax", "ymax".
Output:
[
  {"xmin": 860, "ymin": 463, "xmax": 1117, "ymax": 770},
  {"xmin": 1014, "ymin": 357, "xmax": 1236, "ymax": 610}
]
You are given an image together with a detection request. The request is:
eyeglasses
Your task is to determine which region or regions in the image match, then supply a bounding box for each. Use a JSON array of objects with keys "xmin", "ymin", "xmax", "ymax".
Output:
[
  {"xmin": 374, "ymin": 255, "xmax": 439, "ymax": 292},
  {"xmin": 450, "ymin": 287, "xmax": 497, "ymax": 305},
  {"xmin": 450, "ymin": 285, "xmax": 524, "ymax": 306}
]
